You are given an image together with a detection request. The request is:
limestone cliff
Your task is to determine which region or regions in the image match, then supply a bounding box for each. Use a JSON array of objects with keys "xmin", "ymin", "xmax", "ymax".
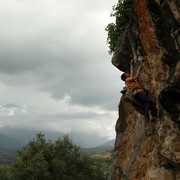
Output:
[{"xmin": 109, "ymin": 0, "xmax": 180, "ymax": 179}]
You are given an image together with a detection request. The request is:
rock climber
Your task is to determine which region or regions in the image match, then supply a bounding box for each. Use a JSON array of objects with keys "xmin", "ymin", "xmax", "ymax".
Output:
[{"xmin": 121, "ymin": 59, "xmax": 156, "ymax": 122}]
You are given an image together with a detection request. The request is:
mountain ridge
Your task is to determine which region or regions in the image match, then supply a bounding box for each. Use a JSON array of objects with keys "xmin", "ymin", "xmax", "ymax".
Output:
[
  {"xmin": 0, "ymin": 127, "xmax": 114, "ymax": 150},
  {"xmin": 0, "ymin": 133, "xmax": 24, "ymax": 150}
]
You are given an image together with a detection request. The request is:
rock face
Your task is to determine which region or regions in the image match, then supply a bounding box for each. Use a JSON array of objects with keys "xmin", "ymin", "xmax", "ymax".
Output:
[{"xmin": 109, "ymin": 0, "xmax": 180, "ymax": 179}]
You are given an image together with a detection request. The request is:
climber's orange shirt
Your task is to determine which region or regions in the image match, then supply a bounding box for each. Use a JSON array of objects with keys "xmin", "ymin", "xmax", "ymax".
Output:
[{"xmin": 125, "ymin": 76, "xmax": 144, "ymax": 95}]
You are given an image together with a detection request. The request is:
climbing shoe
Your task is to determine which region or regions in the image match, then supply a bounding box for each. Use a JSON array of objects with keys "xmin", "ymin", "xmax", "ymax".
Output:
[{"xmin": 150, "ymin": 116, "xmax": 156, "ymax": 122}]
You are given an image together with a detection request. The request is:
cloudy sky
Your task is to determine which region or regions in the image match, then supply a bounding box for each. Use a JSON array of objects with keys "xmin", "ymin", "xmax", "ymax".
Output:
[{"xmin": 0, "ymin": 0, "xmax": 123, "ymax": 140}]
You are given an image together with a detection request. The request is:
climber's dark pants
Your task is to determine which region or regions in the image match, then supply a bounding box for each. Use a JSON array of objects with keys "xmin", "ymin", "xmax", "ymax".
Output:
[{"xmin": 134, "ymin": 92, "xmax": 151, "ymax": 114}]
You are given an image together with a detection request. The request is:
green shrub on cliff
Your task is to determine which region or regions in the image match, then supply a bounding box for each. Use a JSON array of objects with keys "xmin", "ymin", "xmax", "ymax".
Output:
[{"xmin": 106, "ymin": 0, "xmax": 132, "ymax": 54}]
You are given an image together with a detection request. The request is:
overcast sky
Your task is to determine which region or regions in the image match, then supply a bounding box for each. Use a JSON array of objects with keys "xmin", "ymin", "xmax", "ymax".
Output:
[{"xmin": 0, "ymin": 0, "xmax": 123, "ymax": 140}]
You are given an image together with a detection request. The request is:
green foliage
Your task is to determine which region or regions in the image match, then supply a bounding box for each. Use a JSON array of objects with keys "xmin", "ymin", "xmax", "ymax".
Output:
[
  {"xmin": 8, "ymin": 133, "xmax": 106, "ymax": 180},
  {"xmin": 105, "ymin": 0, "xmax": 132, "ymax": 54},
  {"xmin": 0, "ymin": 165, "xmax": 12, "ymax": 180},
  {"xmin": 11, "ymin": 133, "xmax": 52, "ymax": 179},
  {"xmin": 91, "ymin": 154, "xmax": 112, "ymax": 179}
]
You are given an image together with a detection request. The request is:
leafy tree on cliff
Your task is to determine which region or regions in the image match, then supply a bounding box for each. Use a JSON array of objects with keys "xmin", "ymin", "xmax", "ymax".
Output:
[
  {"xmin": 106, "ymin": 0, "xmax": 132, "ymax": 54},
  {"xmin": 11, "ymin": 133, "xmax": 104, "ymax": 180}
]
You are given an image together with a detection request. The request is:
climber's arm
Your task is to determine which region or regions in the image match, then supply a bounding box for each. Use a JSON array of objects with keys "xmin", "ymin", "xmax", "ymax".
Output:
[
  {"xmin": 130, "ymin": 59, "xmax": 134, "ymax": 77},
  {"xmin": 134, "ymin": 65, "xmax": 142, "ymax": 79}
]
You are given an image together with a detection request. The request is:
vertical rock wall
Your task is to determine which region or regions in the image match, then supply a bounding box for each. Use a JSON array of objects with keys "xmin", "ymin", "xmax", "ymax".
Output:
[{"xmin": 109, "ymin": 0, "xmax": 180, "ymax": 179}]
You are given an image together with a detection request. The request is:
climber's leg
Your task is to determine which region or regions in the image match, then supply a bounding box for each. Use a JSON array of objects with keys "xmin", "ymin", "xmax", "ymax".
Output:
[{"xmin": 134, "ymin": 93, "xmax": 156, "ymax": 121}]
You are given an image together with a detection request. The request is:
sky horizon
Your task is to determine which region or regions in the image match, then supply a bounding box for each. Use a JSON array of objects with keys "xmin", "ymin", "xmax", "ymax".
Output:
[{"xmin": 0, "ymin": 0, "xmax": 124, "ymax": 140}]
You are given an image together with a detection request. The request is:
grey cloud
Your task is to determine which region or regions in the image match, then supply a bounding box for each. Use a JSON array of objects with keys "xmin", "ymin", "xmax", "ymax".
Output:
[
  {"xmin": 0, "ymin": 0, "xmax": 121, "ymax": 142},
  {"xmin": 0, "ymin": 0, "xmax": 121, "ymax": 112},
  {"xmin": 0, "ymin": 105, "xmax": 116, "ymax": 138}
]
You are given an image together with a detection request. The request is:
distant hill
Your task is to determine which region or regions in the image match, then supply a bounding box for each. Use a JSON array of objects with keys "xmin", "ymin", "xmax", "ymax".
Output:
[
  {"xmin": 0, "ymin": 127, "xmax": 64, "ymax": 144},
  {"xmin": 0, "ymin": 150, "xmax": 17, "ymax": 164},
  {"xmin": 99, "ymin": 139, "xmax": 115, "ymax": 147},
  {"xmin": 82, "ymin": 139, "xmax": 115, "ymax": 155},
  {"xmin": 0, "ymin": 133, "xmax": 24, "ymax": 150},
  {"xmin": 0, "ymin": 134, "xmax": 115, "ymax": 164},
  {"xmin": 0, "ymin": 127, "xmax": 111, "ymax": 148}
]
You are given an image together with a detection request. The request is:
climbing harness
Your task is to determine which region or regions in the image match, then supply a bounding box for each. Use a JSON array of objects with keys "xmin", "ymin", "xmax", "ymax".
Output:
[{"xmin": 125, "ymin": 86, "xmax": 144, "ymax": 101}]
